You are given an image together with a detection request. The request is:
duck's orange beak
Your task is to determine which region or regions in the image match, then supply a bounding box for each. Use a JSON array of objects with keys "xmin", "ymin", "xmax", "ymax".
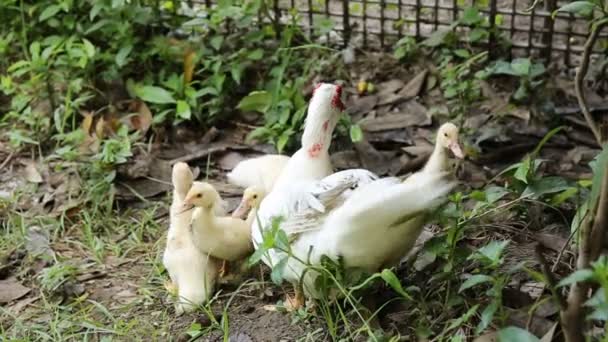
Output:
[
  {"xmin": 232, "ymin": 197, "xmax": 251, "ymax": 219},
  {"xmin": 449, "ymin": 141, "xmax": 464, "ymax": 159}
]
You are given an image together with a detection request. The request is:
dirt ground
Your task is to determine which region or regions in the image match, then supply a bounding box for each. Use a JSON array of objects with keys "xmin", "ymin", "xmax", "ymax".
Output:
[{"xmin": 1, "ymin": 47, "xmax": 605, "ymax": 341}]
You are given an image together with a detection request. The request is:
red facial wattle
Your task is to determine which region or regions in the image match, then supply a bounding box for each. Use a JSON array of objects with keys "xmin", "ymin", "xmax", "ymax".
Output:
[
  {"xmin": 331, "ymin": 85, "xmax": 345, "ymax": 111},
  {"xmin": 307, "ymin": 143, "xmax": 323, "ymax": 158}
]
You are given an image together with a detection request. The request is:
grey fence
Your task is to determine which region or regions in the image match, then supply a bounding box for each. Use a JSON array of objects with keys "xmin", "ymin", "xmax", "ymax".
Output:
[{"xmin": 180, "ymin": 0, "xmax": 607, "ymax": 67}]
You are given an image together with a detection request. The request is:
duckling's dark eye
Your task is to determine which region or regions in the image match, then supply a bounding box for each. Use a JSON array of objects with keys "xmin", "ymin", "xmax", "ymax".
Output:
[
  {"xmin": 444, "ymin": 132, "xmax": 448, "ymax": 137},
  {"xmin": 253, "ymin": 194, "xmax": 258, "ymax": 199},
  {"xmin": 197, "ymin": 194, "xmax": 202, "ymax": 198}
]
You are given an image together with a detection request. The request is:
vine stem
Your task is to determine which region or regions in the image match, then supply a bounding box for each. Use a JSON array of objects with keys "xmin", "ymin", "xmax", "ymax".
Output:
[{"xmin": 574, "ymin": 21, "xmax": 606, "ymax": 145}]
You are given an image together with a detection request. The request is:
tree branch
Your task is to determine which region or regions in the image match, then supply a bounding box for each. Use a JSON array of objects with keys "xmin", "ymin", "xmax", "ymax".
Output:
[
  {"xmin": 560, "ymin": 20, "xmax": 608, "ymax": 342},
  {"xmin": 574, "ymin": 21, "xmax": 606, "ymax": 145}
]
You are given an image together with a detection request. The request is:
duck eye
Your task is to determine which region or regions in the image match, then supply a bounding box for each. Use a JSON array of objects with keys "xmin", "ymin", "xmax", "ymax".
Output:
[
  {"xmin": 253, "ymin": 194, "xmax": 258, "ymax": 199},
  {"xmin": 197, "ymin": 194, "xmax": 202, "ymax": 198},
  {"xmin": 444, "ymin": 132, "xmax": 448, "ymax": 137}
]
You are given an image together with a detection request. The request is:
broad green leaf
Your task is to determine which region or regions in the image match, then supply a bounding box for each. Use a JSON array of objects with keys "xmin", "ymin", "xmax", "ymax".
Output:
[
  {"xmin": 135, "ymin": 85, "xmax": 176, "ymax": 104},
  {"xmin": 511, "ymin": 58, "xmax": 531, "ymax": 76},
  {"xmin": 275, "ymin": 229, "xmax": 290, "ymax": 252},
  {"xmin": 230, "ymin": 64, "xmax": 244, "ymax": 85},
  {"xmin": 40, "ymin": 5, "xmax": 62, "ymax": 22},
  {"xmin": 554, "ymin": 1, "xmax": 596, "ymax": 18},
  {"xmin": 247, "ymin": 49, "xmax": 264, "ymax": 60},
  {"xmin": 485, "ymin": 186, "xmax": 509, "ymax": 204},
  {"xmin": 446, "ymin": 304, "xmax": 479, "ymax": 331},
  {"xmin": 550, "ymin": 187, "xmax": 578, "ymax": 205},
  {"xmin": 237, "ymin": 91, "xmax": 272, "ymax": 113},
  {"xmin": 492, "ymin": 60, "xmax": 518, "ymax": 76},
  {"xmin": 498, "ymin": 327, "xmax": 540, "ymax": 342},
  {"xmin": 90, "ymin": 3, "xmax": 103, "ymax": 20},
  {"xmin": 349, "ymin": 124, "xmax": 363, "ymax": 142},
  {"xmin": 82, "ymin": 39, "xmax": 95, "ymax": 58},
  {"xmin": 186, "ymin": 322, "xmax": 202, "ymax": 337},
  {"xmin": 557, "ymin": 269, "xmax": 594, "ymax": 287},
  {"xmin": 210, "ymin": 36, "xmax": 223, "ymax": 51},
  {"xmin": 522, "ymin": 177, "xmax": 570, "ymax": 199},
  {"xmin": 314, "ymin": 17, "xmax": 334, "ymax": 35},
  {"xmin": 276, "ymin": 132, "xmax": 291, "ymax": 154},
  {"xmin": 271, "ymin": 257, "xmax": 288, "ymax": 285},
  {"xmin": 459, "ymin": 274, "xmax": 493, "ymax": 292},
  {"xmin": 461, "ymin": 7, "xmax": 482, "ymax": 25},
  {"xmin": 514, "ymin": 156, "xmax": 531, "ymax": 183},
  {"xmin": 421, "ymin": 23, "xmax": 458, "ymax": 47},
  {"xmin": 474, "ymin": 240, "xmax": 509, "ymax": 264},
  {"xmin": 513, "ymin": 86, "xmax": 529, "ymax": 101},
  {"xmin": 176, "ymin": 100, "xmax": 191, "ymax": 120},
  {"xmin": 115, "ymin": 45, "xmax": 132, "ymax": 67},
  {"xmin": 454, "ymin": 49, "xmax": 471, "ymax": 58},
  {"xmin": 476, "ymin": 301, "xmax": 498, "ymax": 334},
  {"xmin": 29, "ymin": 42, "xmax": 41, "ymax": 60},
  {"xmin": 248, "ymin": 247, "xmax": 266, "ymax": 266},
  {"xmin": 380, "ymin": 269, "xmax": 411, "ymax": 300}
]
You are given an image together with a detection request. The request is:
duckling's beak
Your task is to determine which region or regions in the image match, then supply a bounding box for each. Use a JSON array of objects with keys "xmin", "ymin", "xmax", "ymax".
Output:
[
  {"xmin": 179, "ymin": 198, "xmax": 194, "ymax": 214},
  {"xmin": 448, "ymin": 141, "xmax": 464, "ymax": 159},
  {"xmin": 232, "ymin": 198, "xmax": 252, "ymax": 219}
]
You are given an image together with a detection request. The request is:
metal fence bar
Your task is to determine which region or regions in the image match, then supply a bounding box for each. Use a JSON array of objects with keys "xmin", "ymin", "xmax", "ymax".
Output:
[
  {"xmin": 380, "ymin": 0, "xmax": 386, "ymax": 48},
  {"xmin": 307, "ymin": 0, "xmax": 314, "ymax": 37},
  {"xmin": 527, "ymin": 3, "xmax": 536, "ymax": 57},
  {"xmin": 541, "ymin": 0, "xmax": 557, "ymax": 61},
  {"xmin": 565, "ymin": 13, "xmax": 574, "ymax": 66},
  {"xmin": 415, "ymin": 0, "xmax": 421, "ymax": 39},
  {"xmin": 343, "ymin": 0, "xmax": 350, "ymax": 48},
  {"xmin": 509, "ymin": 0, "xmax": 517, "ymax": 59},
  {"xmin": 488, "ymin": 0, "xmax": 497, "ymax": 57},
  {"xmin": 177, "ymin": 0, "xmax": 605, "ymax": 66},
  {"xmin": 363, "ymin": 0, "xmax": 368, "ymax": 47}
]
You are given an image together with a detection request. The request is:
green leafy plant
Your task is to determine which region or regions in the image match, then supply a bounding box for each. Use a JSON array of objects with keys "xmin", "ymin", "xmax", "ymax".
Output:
[
  {"xmin": 488, "ymin": 58, "xmax": 546, "ymax": 103},
  {"xmin": 439, "ymin": 51, "xmax": 488, "ymax": 118},
  {"xmin": 393, "ymin": 36, "xmax": 418, "ymax": 61}
]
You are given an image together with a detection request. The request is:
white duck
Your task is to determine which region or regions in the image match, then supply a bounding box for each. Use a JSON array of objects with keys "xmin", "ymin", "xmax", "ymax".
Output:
[
  {"xmin": 183, "ymin": 182, "xmax": 253, "ymax": 276},
  {"xmin": 405, "ymin": 122, "xmax": 463, "ymax": 184},
  {"xmin": 254, "ymin": 119, "xmax": 463, "ymax": 309},
  {"xmin": 162, "ymin": 162, "xmax": 219, "ymax": 315},
  {"xmin": 232, "ymin": 186, "xmax": 266, "ymax": 223},
  {"xmin": 227, "ymin": 155, "xmax": 290, "ymax": 195},
  {"xmin": 271, "ymin": 83, "xmax": 344, "ymax": 189}
]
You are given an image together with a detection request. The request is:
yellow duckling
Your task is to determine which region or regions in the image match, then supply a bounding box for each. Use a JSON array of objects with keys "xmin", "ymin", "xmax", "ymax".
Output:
[{"xmin": 183, "ymin": 182, "xmax": 254, "ymax": 277}]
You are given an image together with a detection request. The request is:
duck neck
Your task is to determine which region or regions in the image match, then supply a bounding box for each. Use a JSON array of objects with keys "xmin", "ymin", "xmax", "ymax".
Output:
[
  {"xmin": 245, "ymin": 207, "xmax": 258, "ymax": 227},
  {"xmin": 424, "ymin": 142, "xmax": 448, "ymax": 173},
  {"xmin": 193, "ymin": 205, "xmax": 217, "ymax": 230},
  {"xmin": 301, "ymin": 109, "xmax": 335, "ymax": 159}
]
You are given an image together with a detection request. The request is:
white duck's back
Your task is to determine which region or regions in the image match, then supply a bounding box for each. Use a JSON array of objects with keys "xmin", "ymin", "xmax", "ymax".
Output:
[{"xmin": 227, "ymin": 154, "xmax": 290, "ymax": 194}]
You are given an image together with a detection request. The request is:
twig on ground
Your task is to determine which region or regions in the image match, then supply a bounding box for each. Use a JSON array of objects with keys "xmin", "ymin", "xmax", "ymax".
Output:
[
  {"xmin": 0, "ymin": 152, "xmax": 14, "ymax": 170},
  {"xmin": 535, "ymin": 244, "xmax": 567, "ymax": 310}
]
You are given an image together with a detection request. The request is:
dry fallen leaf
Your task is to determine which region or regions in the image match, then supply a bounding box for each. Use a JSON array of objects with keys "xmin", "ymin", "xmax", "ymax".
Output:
[
  {"xmin": 24, "ymin": 161, "xmax": 43, "ymax": 183},
  {"xmin": 0, "ymin": 278, "xmax": 31, "ymax": 303},
  {"xmin": 81, "ymin": 111, "xmax": 94, "ymax": 134},
  {"xmin": 473, "ymin": 332, "xmax": 497, "ymax": 342},
  {"xmin": 183, "ymin": 49, "xmax": 196, "ymax": 85},
  {"xmin": 540, "ymin": 322, "xmax": 558, "ymax": 342},
  {"xmin": 398, "ymin": 69, "xmax": 428, "ymax": 98},
  {"xmin": 95, "ymin": 116, "xmax": 106, "ymax": 139},
  {"xmin": 127, "ymin": 100, "xmax": 153, "ymax": 133}
]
